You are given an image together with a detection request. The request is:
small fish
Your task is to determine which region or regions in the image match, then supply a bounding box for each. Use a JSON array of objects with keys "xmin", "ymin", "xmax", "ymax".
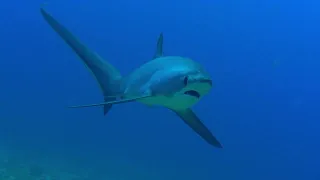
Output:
[{"xmin": 40, "ymin": 8, "xmax": 222, "ymax": 148}]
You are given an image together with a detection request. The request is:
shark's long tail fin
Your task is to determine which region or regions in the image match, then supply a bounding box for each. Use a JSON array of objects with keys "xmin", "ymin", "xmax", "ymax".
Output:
[{"xmin": 40, "ymin": 7, "xmax": 121, "ymax": 115}]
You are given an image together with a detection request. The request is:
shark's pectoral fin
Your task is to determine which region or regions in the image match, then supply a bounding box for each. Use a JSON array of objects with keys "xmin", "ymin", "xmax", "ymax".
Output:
[
  {"xmin": 171, "ymin": 108, "xmax": 223, "ymax": 148},
  {"xmin": 68, "ymin": 95, "xmax": 151, "ymax": 109}
]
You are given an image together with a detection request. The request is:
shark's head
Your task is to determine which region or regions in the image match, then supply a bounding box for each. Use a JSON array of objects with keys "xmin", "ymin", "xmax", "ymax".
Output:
[
  {"xmin": 182, "ymin": 70, "xmax": 213, "ymax": 98},
  {"xmin": 148, "ymin": 57, "xmax": 213, "ymax": 109}
]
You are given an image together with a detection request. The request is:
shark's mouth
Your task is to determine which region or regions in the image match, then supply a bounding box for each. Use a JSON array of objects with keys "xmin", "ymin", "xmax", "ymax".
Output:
[{"xmin": 184, "ymin": 90, "xmax": 200, "ymax": 98}]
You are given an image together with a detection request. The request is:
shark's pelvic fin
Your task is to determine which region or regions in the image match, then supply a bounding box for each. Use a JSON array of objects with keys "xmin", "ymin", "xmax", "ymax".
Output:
[
  {"xmin": 172, "ymin": 108, "xmax": 223, "ymax": 148},
  {"xmin": 40, "ymin": 7, "xmax": 122, "ymax": 116},
  {"xmin": 103, "ymin": 97, "xmax": 113, "ymax": 115},
  {"xmin": 68, "ymin": 94, "xmax": 152, "ymax": 108},
  {"xmin": 153, "ymin": 33, "xmax": 164, "ymax": 59}
]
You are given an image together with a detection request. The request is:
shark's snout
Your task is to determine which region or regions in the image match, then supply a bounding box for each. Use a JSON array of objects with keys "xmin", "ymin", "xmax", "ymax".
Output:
[
  {"xmin": 199, "ymin": 79, "xmax": 213, "ymax": 86},
  {"xmin": 184, "ymin": 90, "xmax": 200, "ymax": 98}
]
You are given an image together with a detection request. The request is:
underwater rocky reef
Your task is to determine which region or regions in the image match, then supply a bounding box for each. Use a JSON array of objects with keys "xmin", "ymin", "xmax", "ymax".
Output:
[{"xmin": 0, "ymin": 150, "xmax": 94, "ymax": 180}]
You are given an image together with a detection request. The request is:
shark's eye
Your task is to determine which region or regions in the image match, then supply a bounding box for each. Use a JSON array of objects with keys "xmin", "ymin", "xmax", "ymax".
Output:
[{"xmin": 183, "ymin": 76, "xmax": 188, "ymax": 86}]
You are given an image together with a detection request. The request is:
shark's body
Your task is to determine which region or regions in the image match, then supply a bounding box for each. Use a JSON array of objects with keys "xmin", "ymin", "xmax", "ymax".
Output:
[{"xmin": 40, "ymin": 7, "xmax": 222, "ymax": 148}]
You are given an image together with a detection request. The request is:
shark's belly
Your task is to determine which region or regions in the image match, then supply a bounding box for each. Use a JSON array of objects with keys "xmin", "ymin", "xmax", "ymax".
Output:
[{"xmin": 138, "ymin": 95, "xmax": 199, "ymax": 109}]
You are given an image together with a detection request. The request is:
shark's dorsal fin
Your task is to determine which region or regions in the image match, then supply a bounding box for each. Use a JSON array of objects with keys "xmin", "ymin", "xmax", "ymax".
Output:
[{"xmin": 153, "ymin": 33, "xmax": 164, "ymax": 59}]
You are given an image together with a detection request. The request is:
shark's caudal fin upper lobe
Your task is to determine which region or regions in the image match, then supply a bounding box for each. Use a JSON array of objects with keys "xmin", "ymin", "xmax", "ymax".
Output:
[{"xmin": 40, "ymin": 8, "xmax": 121, "ymax": 115}]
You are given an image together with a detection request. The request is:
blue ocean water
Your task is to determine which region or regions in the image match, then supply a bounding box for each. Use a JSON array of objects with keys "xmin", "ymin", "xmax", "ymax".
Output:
[{"xmin": 0, "ymin": 0, "xmax": 319, "ymax": 179}]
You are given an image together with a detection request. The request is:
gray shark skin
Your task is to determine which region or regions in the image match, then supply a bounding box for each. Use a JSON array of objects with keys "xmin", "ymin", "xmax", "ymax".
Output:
[{"xmin": 40, "ymin": 7, "xmax": 222, "ymax": 148}]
